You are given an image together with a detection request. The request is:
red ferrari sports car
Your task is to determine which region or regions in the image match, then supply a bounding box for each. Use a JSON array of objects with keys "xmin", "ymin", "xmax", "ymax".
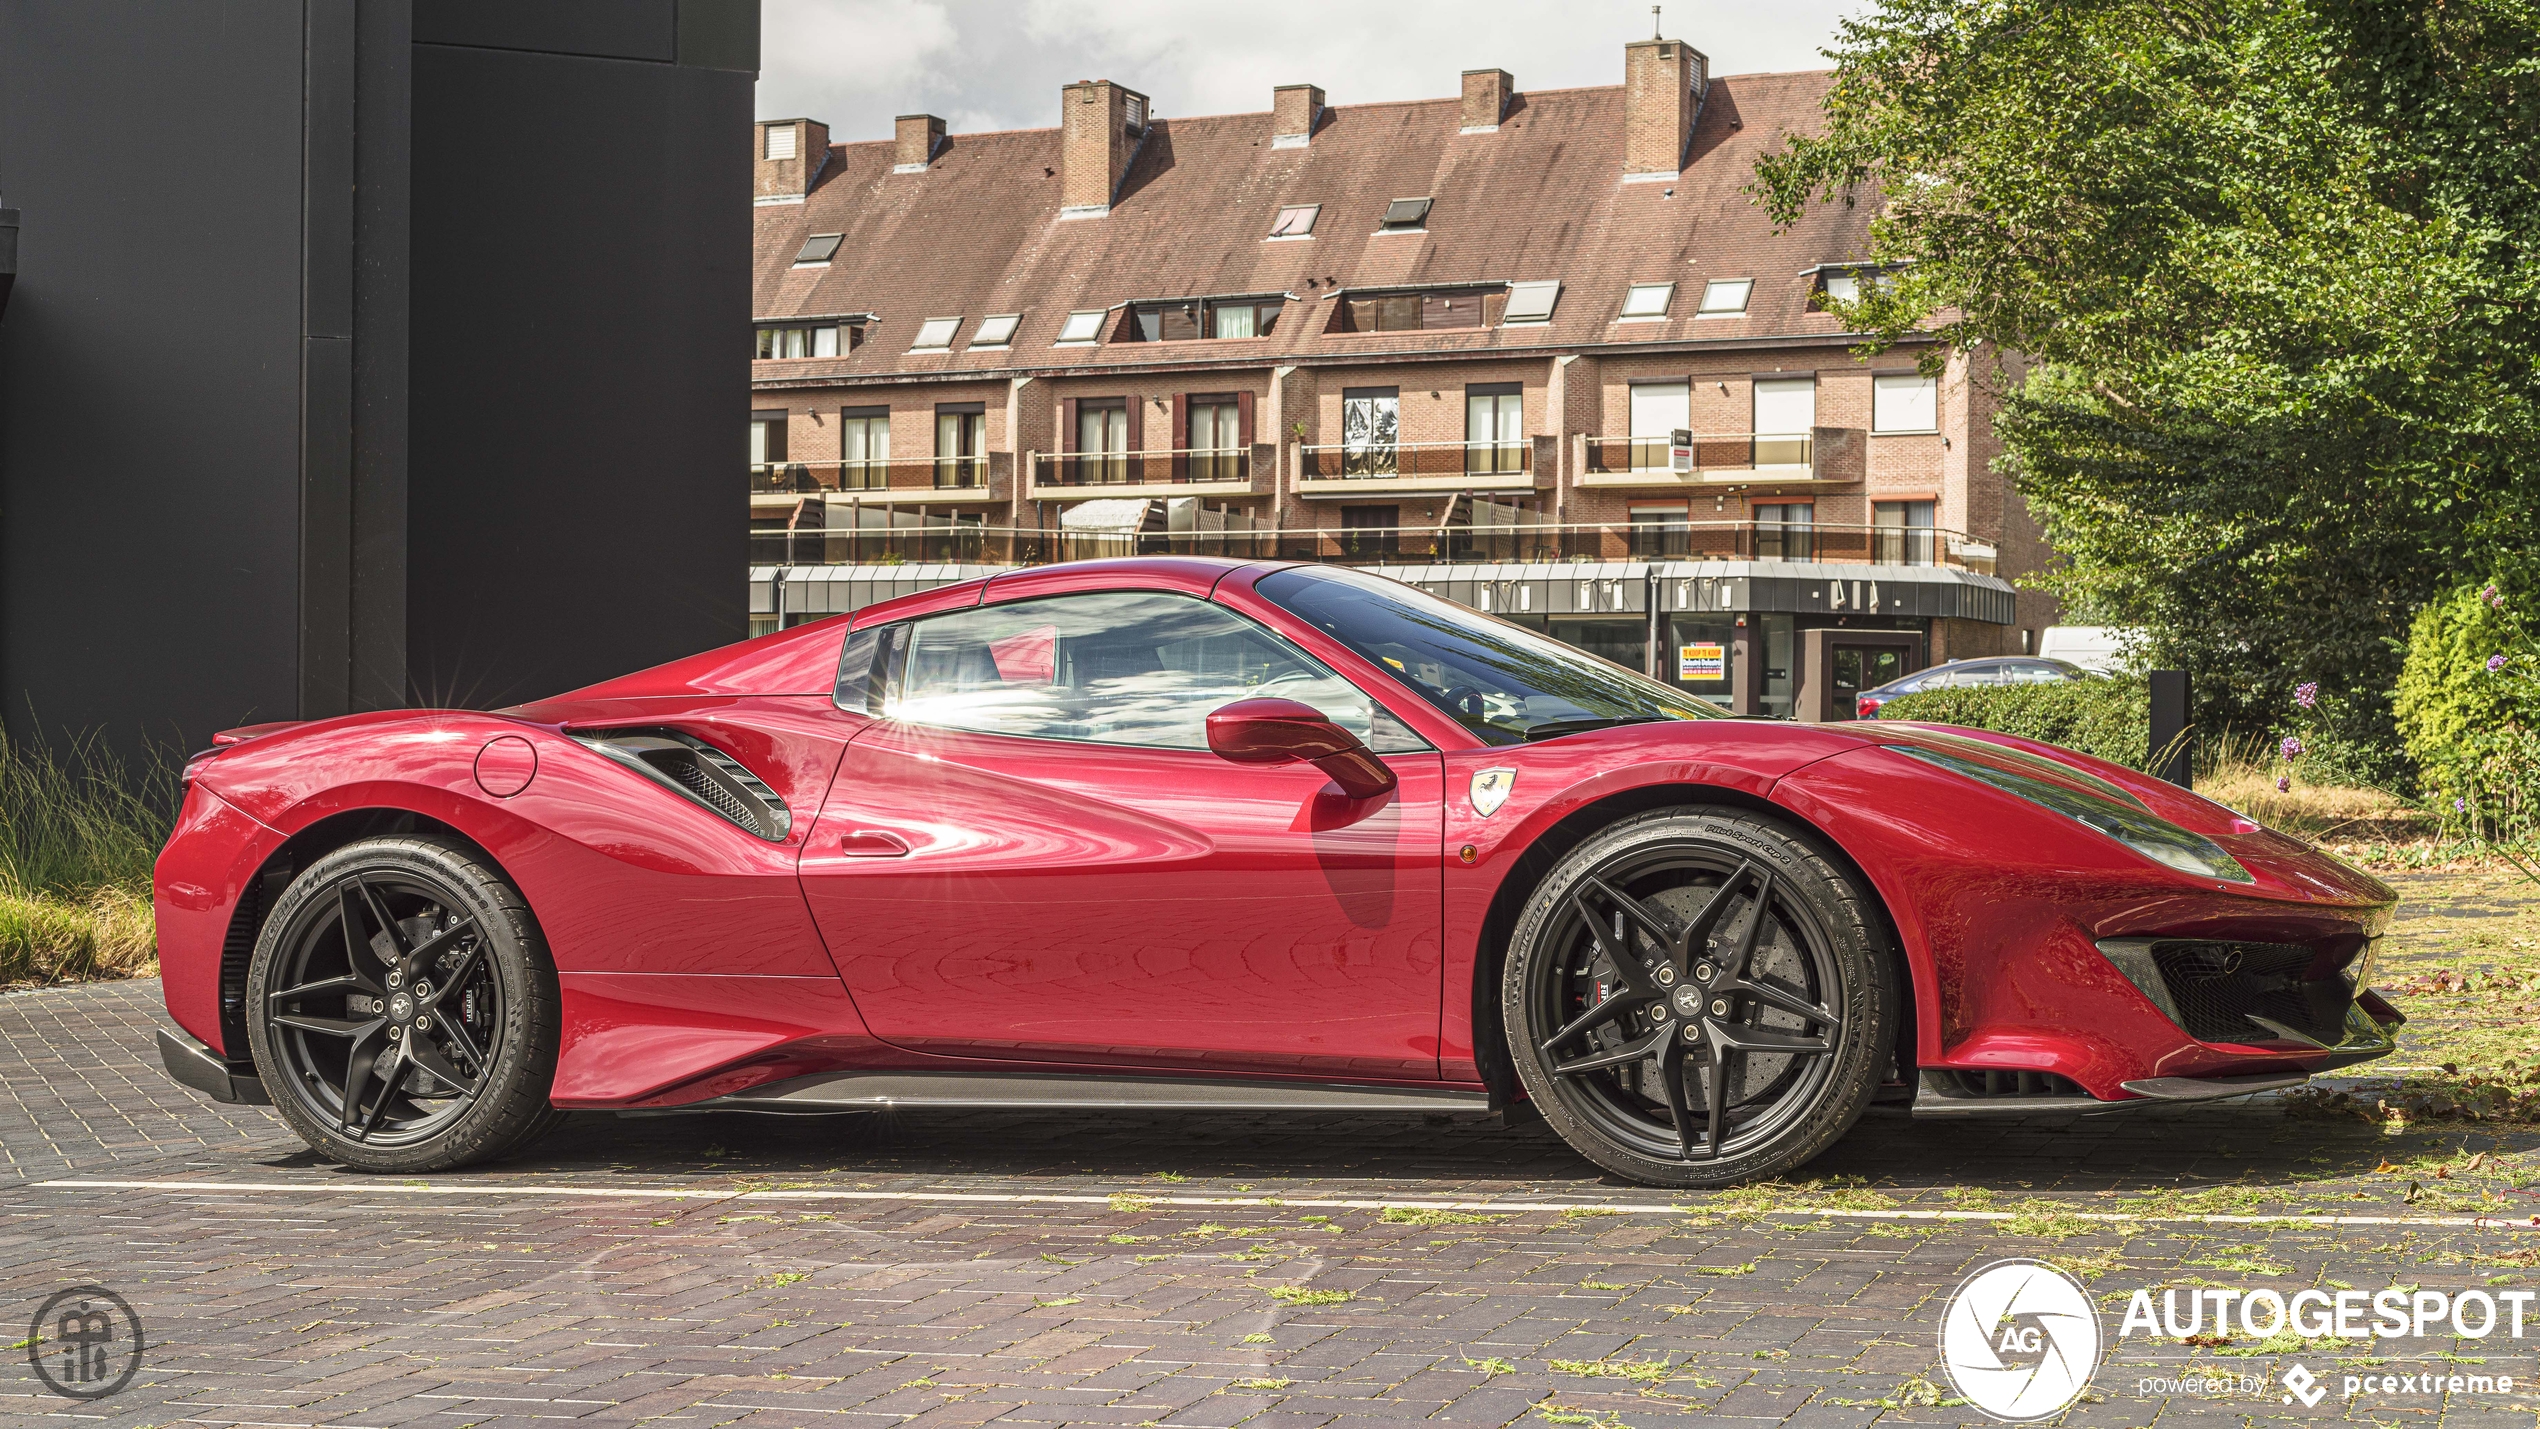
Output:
[{"xmin": 153, "ymin": 558, "xmax": 2400, "ymax": 1186}]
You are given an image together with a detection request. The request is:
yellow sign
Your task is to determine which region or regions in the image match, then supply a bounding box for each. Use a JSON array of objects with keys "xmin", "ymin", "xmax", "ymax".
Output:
[{"xmin": 1679, "ymin": 643, "xmax": 1726, "ymax": 681}]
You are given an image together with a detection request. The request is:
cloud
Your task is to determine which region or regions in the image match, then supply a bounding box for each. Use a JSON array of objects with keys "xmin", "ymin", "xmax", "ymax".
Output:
[{"xmin": 755, "ymin": 0, "xmax": 1868, "ymax": 141}]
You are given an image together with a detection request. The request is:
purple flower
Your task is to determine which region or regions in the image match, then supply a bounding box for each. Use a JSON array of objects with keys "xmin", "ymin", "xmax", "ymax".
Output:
[
  {"xmin": 2276, "ymin": 775, "xmax": 2290, "ymax": 793},
  {"xmin": 2294, "ymin": 682, "xmax": 2318, "ymax": 709},
  {"xmin": 2280, "ymin": 735, "xmax": 2304, "ymax": 762},
  {"xmin": 2458, "ymin": 797, "xmax": 2470, "ymax": 811},
  {"xmin": 2486, "ymin": 584, "xmax": 2505, "ymax": 607},
  {"xmin": 2491, "ymin": 654, "xmax": 2510, "ymax": 673}
]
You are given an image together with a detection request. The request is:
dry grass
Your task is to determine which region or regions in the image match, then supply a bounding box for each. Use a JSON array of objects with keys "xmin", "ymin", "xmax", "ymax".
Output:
[
  {"xmin": 0, "ymin": 886, "xmax": 157, "ymax": 987},
  {"xmin": 0, "ymin": 730, "xmax": 172, "ymax": 989},
  {"xmin": 2196, "ymin": 764, "xmax": 2434, "ymax": 843}
]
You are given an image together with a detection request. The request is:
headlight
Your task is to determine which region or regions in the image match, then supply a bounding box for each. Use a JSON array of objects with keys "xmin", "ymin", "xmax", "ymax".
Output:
[{"xmin": 1896, "ymin": 745, "xmax": 2253, "ymax": 883}]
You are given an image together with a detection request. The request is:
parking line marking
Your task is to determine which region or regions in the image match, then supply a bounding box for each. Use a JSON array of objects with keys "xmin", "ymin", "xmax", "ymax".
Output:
[{"xmin": 26, "ymin": 1177, "xmax": 2539, "ymax": 1230}]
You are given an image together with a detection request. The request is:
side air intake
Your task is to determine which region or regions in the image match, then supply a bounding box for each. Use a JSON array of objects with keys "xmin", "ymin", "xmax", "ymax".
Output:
[{"xmin": 573, "ymin": 730, "xmax": 792, "ymax": 842}]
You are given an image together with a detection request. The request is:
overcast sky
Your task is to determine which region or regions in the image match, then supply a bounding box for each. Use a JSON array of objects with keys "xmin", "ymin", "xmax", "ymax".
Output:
[{"xmin": 756, "ymin": 0, "xmax": 1869, "ymax": 141}]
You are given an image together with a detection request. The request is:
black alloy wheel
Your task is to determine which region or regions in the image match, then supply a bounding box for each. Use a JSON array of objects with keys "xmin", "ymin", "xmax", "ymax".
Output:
[
  {"xmin": 1504, "ymin": 808, "xmax": 1893, "ymax": 1187},
  {"xmin": 246, "ymin": 836, "xmax": 562, "ymax": 1172}
]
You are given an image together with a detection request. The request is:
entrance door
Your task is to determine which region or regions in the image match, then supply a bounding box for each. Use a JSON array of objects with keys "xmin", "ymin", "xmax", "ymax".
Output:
[{"xmin": 798, "ymin": 587, "xmax": 1445, "ymax": 1078}]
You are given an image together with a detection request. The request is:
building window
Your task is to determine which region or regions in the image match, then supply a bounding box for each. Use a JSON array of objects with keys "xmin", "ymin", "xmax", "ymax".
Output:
[
  {"xmin": 1378, "ymin": 197, "xmax": 1432, "ymax": 233},
  {"xmin": 1122, "ymin": 297, "xmax": 1282, "ymax": 342},
  {"xmin": 1697, "ymin": 279, "xmax": 1753, "ymax": 315},
  {"xmin": 1340, "ymin": 505, "xmax": 1399, "ymax": 557},
  {"xmin": 1755, "ymin": 502, "xmax": 1815, "ymax": 561},
  {"xmin": 1874, "ymin": 499, "xmax": 1935, "ymax": 565},
  {"xmin": 1341, "ymin": 387, "xmax": 1399, "ymax": 476},
  {"xmin": 765, "ymin": 125, "xmax": 796, "ymax": 160},
  {"xmin": 935, "ymin": 406, "xmax": 985, "ymax": 489},
  {"xmin": 839, "ymin": 407, "xmax": 889, "ymax": 490},
  {"xmin": 749, "ymin": 409, "xmax": 792, "ymax": 492},
  {"xmin": 1753, "ymin": 376, "xmax": 1817, "ymax": 467},
  {"xmin": 755, "ymin": 322, "xmax": 854, "ymax": 358},
  {"xmin": 1627, "ymin": 380, "xmax": 1690, "ymax": 470},
  {"xmin": 1500, "ymin": 281, "xmax": 1561, "ymax": 325},
  {"xmin": 971, "ymin": 313, "xmax": 1021, "ymax": 347},
  {"xmin": 1338, "ymin": 288, "xmax": 1487, "ymax": 333},
  {"xmin": 1620, "ymin": 282, "xmax": 1675, "ymax": 319},
  {"xmin": 1188, "ymin": 395, "xmax": 1243, "ymax": 482},
  {"xmin": 910, "ymin": 316, "xmax": 961, "ymax": 350},
  {"xmin": 1073, "ymin": 398, "xmax": 1129, "ymax": 484},
  {"xmin": 1465, "ymin": 383, "xmax": 1524, "ymax": 474},
  {"xmin": 1268, "ymin": 204, "xmax": 1320, "ymax": 239},
  {"xmin": 792, "ymin": 233, "xmax": 842, "ymax": 266},
  {"xmin": 1873, "ymin": 372, "xmax": 1939, "ymax": 432},
  {"xmin": 1055, "ymin": 310, "xmax": 1107, "ymax": 344},
  {"xmin": 1630, "ymin": 506, "xmax": 1691, "ymax": 558}
]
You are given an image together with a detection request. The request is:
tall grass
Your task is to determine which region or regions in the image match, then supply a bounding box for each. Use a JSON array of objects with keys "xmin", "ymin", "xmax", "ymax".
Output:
[{"xmin": 0, "ymin": 730, "xmax": 175, "ymax": 987}]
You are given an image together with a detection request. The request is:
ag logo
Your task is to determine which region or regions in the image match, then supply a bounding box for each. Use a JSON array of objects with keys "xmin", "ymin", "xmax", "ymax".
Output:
[
  {"xmin": 1938, "ymin": 1258, "xmax": 2101, "ymax": 1421},
  {"xmin": 26, "ymin": 1286, "xmax": 145, "ymax": 1400}
]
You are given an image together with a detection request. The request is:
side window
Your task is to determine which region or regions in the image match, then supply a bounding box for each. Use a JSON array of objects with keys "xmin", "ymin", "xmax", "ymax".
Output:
[{"xmin": 889, "ymin": 591, "xmax": 1428, "ymax": 752}]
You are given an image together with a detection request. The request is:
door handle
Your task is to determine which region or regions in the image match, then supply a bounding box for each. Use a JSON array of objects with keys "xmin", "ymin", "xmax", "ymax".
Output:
[{"xmin": 837, "ymin": 829, "xmax": 911, "ymax": 857}]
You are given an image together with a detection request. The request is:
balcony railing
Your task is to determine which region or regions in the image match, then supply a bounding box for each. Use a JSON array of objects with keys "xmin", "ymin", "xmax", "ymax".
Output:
[
  {"xmin": 745, "ymin": 519, "xmax": 1985, "ymax": 571},
  {"xmin": 1031, "ymin": 447, "xmax": 1252, "ymax": 488},
  {"xmin": 751, "ymin": 458, "xmax": 991, "ymax": 494},
  {"xmin": 1298, "ymin": 439, "xmax": 1534, "ymax": 479},
  {"xmin": 1585, "ymin": 432, "xmax": 1816, "ymax": 477}
]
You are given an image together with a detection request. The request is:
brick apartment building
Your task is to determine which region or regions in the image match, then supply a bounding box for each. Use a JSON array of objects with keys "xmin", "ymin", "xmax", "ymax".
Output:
[{"xmin": 746, "ymin": 36, "xmax": 2053, "ymax": 720}]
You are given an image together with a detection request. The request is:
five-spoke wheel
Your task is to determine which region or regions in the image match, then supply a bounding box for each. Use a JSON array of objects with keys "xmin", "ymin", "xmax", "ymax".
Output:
[
  {"xmin": 246, "ymin": 836, "xmax": 562, "ymax": 1172},
  {"xmin": 1505, "ymin": 808, "xmax": 1893, "ymax": 1187}
]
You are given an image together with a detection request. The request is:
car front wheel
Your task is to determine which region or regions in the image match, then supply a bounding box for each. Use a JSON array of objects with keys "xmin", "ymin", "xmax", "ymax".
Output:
[{"xmin": 1504, "ymin": 808, "xmax": 1894, "ymax": 1187}]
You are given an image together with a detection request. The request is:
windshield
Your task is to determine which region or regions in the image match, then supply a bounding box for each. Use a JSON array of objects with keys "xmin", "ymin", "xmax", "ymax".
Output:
[{"xmin": 1256, "ymin": 566, "xmax": 1724, "ymax": 745}]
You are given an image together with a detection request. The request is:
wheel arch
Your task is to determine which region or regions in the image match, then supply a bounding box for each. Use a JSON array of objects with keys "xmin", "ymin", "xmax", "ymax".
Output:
[{"xmin": 1467, "ymin": 781, "xmax": 1916, "ymax": 1105}]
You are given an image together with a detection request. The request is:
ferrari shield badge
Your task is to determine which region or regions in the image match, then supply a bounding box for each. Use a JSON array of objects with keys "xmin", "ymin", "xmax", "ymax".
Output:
[{"xmin": 1470, "ymin": 767, "xmax": 1517, "ymax": 818}]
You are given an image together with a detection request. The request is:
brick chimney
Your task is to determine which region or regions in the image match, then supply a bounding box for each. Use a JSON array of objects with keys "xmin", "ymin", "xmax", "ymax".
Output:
[
  {"xmin": 755, "ymin": 118, "xmax": 830, "ymax": 204},
  {"xmin": 1272, "ymin": 83, "xmax": 1324, "ymax": 149},
  {"xmin": 1060, "ymin": 80, "xmax": 1150, "ymax": 217},
  {"xmin": 1623, "ymin": 38, "xmax": 1707, "ymax": 177},
  {"xmin": 893, "ymin": 114, "xmax": 945, "ymax": 172},
  {"xmin": 1460, "ymin": 69, "xmax": 1512, "ymax": 133}
]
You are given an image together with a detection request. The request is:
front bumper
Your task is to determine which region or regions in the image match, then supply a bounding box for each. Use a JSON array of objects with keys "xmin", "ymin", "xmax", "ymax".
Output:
[{"xmin": 157, "ymin": 1027, "xmax": 268, "ymax": 1105}]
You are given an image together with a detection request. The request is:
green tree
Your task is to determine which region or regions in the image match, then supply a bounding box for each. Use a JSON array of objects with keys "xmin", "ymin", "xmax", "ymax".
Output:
[{"xmin": 1753, "ymin": 0, "xmax": 2540, "ymax": 781}]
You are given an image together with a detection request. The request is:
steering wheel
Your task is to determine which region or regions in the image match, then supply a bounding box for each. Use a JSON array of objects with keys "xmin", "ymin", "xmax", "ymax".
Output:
[{"xmin": 1443, "ymin": 685, "xmax": 1489, "ymax": 722}]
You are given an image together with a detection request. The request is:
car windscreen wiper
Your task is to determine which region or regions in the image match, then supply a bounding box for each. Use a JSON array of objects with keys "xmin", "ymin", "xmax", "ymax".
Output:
[{"xmin": 1522, "ymin": 715, "xmax": 1676, "ymax": 742}]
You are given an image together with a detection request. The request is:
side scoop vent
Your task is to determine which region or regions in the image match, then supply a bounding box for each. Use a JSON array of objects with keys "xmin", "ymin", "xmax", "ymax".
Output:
[{"xmin": 572, "ymin": 730, "xmax": 792, "ymax": 842}]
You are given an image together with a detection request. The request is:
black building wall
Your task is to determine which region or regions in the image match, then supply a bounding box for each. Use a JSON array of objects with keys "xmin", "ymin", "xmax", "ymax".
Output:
[{"xmin": 0, "ymin": 0, "xmax": 754, "ymax": 754}]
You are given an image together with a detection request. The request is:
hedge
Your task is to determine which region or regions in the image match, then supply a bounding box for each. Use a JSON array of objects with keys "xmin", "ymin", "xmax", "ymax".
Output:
[{"xmin": 1872, "ymin": 677, "xmax": 2152, "ymax": 772}]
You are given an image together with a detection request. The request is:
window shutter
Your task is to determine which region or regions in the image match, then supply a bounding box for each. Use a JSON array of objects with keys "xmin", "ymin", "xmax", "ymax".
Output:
[
  {"xmin": 1061, "ymin": 398, "xmax": 1078, "ymax": 452},
  {"xmin": 1236, "ymin": 389, "xmax": 1256, "ymax": 449},
  {"xmin": 1171, "ymin": 394, "xmax": 1189, "ymax": 482}
]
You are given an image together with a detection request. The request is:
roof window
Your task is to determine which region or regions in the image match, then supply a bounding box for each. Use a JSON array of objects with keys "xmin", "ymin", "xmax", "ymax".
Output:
[
  {"xmin": 1268, "ymin": 204, "xmax": 1320, "ymax": 239},
  {"xmin": 792, "ymin": 233, "xmax": 842, "ymax": 266},
  {"xmin": 1379, "ymin": 197, "xmax": 1433, "ymax": 233},
  {"xmin": 1619, "ymin": 282, "xmax": 1675, "ymax": 319},
  {"xmin": 1055, "ymin": 310, "xmax": 1107, "ymax": 344},
  {"xmin": 910, "ymin": 316, "xmax": 961, "ymax": 350},
  {"xmin": 1501, "ymin": 281, "xmax": 1561, "ymax": 325},
  {"xmin": 1697, "ymin": 279, "xmax": 1753, "ymax": 316},
  {"xmin": 971, "ymin": 313, "xmax": 1022, "ymax": 347}
]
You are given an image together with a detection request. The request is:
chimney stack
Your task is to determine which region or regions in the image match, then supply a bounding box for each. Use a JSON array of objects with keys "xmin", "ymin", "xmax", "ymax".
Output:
[
  {"xmin": 1623, "ymin": 38, "xmax": 1707, "ymax": 177},
  {"xmin": 894, "ymin": 113, "xmax": 945, "ymax": 172},
  {"xmin": 1272, "ymin": 83, "xmax": 1324, "ymax": 149},
  {"xmin": 1060, "ymin": 80, "xmax": 1151, "ymax": 218},
  {"xmin": 755, "ymin": 118, "xmax": 830, "ymax": 204},
  {"xmin": 1460, "ymin": 69, "xmax": 1512, "ymax": 133}
]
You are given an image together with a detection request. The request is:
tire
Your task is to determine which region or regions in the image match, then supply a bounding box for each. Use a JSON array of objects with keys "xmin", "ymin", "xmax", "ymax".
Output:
[
  {"xmin": 1503, "ymin": 808, "xmax": 1894, "ymax": 1188},
  {"xmin": 245, "ymin": 835, "xmax": 562, "ymax": 1172}
]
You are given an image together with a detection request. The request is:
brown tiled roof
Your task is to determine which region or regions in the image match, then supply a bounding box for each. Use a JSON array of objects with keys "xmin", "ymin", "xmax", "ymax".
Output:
[{"xmin": 753, "ymin": 71, "xmax": 1874, "ymax": 381}]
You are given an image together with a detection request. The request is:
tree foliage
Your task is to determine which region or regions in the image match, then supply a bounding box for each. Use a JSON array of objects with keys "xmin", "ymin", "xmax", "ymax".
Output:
[{"xmin": 1753, "ymin": 0, "xmax": 2540, "ymax": 777}]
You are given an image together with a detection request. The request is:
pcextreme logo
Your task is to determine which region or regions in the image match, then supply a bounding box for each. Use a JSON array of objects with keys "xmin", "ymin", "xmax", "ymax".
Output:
[{"xmin": 1938, "ymin": 1259, "xmax": 2103, "ymax": 1422}]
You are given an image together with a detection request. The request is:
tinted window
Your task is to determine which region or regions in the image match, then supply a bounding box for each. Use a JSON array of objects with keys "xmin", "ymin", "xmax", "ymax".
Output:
[
  {"xmin": 891, "ymin": 590, "xmax": 1426, "ymax": 752},
  {"xmin": 1257, "ymin": 566, "xmax": 1722, "ymax": 746}
]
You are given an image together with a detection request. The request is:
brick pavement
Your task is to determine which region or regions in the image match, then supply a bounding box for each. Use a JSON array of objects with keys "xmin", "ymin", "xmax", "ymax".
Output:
[{"xmin": 5, "ymin": 873, "xmax": 2540, "ymax": 1426}]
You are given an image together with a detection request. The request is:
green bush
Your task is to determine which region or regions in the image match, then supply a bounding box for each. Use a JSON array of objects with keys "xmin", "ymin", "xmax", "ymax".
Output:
[
  {"xmin": 0, "ymin": 730, "xmax": 174, "ymax": 987},
  {"xmin": 2396, "ymin": 580, "xmax": 2540, "ymax": 800},
  {"xmin": 1873, "ymin": 677, "xmax": 2151, "ymax": 771}
]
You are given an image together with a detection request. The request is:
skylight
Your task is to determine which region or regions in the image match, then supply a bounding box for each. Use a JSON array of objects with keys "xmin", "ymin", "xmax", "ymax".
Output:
[
  {"xmin": 1502, "ymin": 281, "xmax": 1561, "ymax": 325},
  {"xmin": 1055, "ymin": 310, "xmax": 1107, "ymax": 344},
  {"xmin": 971, "ymin": 313, "xmax": 1021, "ymax": 347},
  {"xmin": 793, "ymin": 233, "xmax": 842, "ymax": 266},
  {"xmin": 910, "ymin": 316, "xmax": 961, "ymax": 350},
  {"xmin": 1697, "ymin": 279, "xmax": 1753, "ymax": 315},
  {"xmin": 1379, "ymin": 197, "xmax": 1432, "ymax": 232},
  {"xmin": 1620, "ymin": 282, "xmax": 1675, "ymax": 318},
  {"xmin": 1268, "ymin": 204, "xmax": 1320, "ymax": 239}
]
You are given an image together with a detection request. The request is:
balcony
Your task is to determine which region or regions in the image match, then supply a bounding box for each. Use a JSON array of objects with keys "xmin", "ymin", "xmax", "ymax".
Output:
[
  {"xmin": 750, "ymin": 456, "xmax": 1002, "ymax": 505},
  {"xmin": 1293, "ymin": 439, "xmax": 1542, "ymax": 497},
  {"xmin": 1578, "ymin": 430, "xmax": 1830, "ymax": 487},
  {"xmin": 1026, "ymin": 447, "xmax": 1260, "ymax": 501}
]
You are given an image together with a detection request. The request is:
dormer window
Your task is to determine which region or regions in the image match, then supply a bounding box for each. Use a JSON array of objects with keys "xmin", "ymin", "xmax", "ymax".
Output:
[
  {"xmin": 1331, "ymin": 286, "xmax": 1495, "ymax": 333},
  {"xmin": 1054, "ymin": 310, "xmax": 1107, "ymax": 344},
  {"xmin": 1379, "ymin": 197, "xmax": 1432, "ymax": 233},
  {"xmin": 1119, "ymin": 295, "xmax": 1284, "ymax": 342},
  {"xmin": 1817, "ymin": 265, "xmax": 1888, "ymax": 305},
  {"xmin": 1268, "ymin": 204, "xmax": 1320, "ymax": 239},
  {"xmin": 792, "ymin": 233, "xmax": 842, "ymax": 267},
  {"xmin": 1619, "ymin": 282, "xmax": 1675, "ymax": 319},
  {"xmin": 1697, "ymin": 278, "xmax": 1753, "ymax": 316},
  {"xmin": 970, "ymin": 313, "xmax": 1022, "ymax": 348},
  {"xmin": 754, "ymin": 317, "xmax": 865, "ymax": 358},
  {"xmin": 910, "ymin": 316, "xmax": 961, "ymax": 350}
]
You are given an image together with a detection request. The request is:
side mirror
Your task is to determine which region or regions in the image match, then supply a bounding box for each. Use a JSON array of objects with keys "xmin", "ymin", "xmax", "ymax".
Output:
[{"xmin": 1206, "ymin": 697, "xmax": 1398, "ymax": 800}]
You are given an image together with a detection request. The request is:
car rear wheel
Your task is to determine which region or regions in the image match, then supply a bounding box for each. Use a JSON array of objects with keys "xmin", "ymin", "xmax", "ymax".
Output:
[
  {"xmin": 1504, "ymin": 808, "xmax": 1893, "ymax": 1187},
  {"xmin": 246, "ymin": 835, "xmax": 562, "ymax": 1172}
]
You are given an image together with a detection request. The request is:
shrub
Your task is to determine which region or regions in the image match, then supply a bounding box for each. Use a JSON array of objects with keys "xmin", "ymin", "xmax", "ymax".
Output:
[
  {"xmin": 0, "ymin": 730, "xmax": 175, "ymax": 986},
  {"xmin": 2396, "ymin": 580, "xmax": 2540, "ymax": 802},
  {"xmin": 1873, "ymin": 676, "xmax": 2151, "ymax": 770}
]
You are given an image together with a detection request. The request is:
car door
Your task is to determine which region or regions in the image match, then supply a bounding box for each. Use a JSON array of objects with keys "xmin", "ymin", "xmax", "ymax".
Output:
[{"xmin": 797, "ymin": 585, "xmax": 1446, "ymax": 1079}]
